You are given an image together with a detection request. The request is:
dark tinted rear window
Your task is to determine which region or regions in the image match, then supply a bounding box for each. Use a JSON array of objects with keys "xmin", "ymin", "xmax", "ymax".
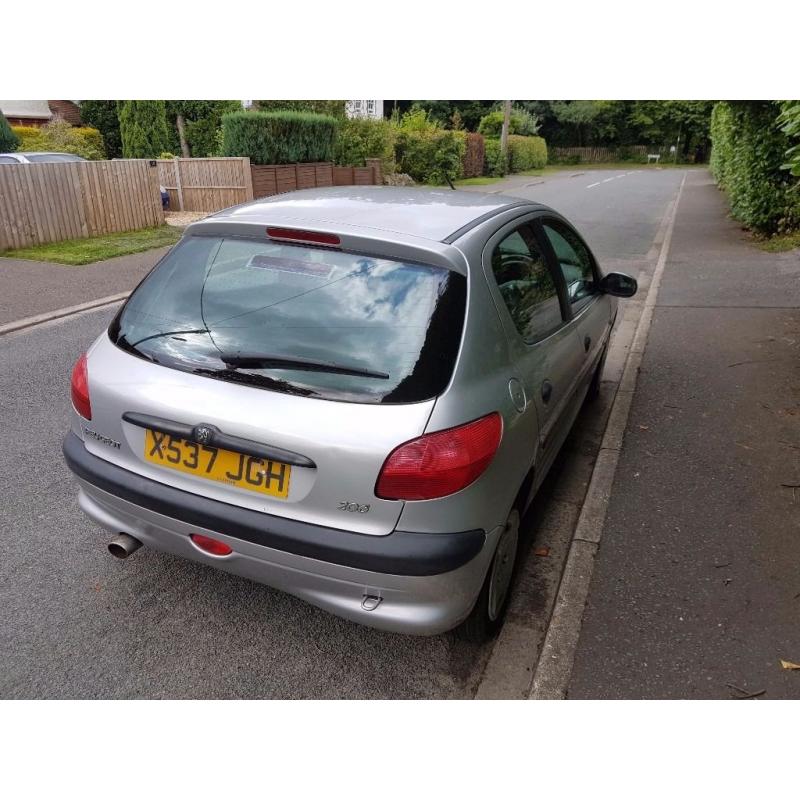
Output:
[{"xmin": 109, "ymin": 236, "xmax": 466, "ymax": 404}]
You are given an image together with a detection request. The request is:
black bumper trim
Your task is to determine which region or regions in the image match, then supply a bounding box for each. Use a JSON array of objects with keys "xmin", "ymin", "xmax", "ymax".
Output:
[{"xmin": 63, "ymin": 432, "xmax": 485, "ymax": 577}]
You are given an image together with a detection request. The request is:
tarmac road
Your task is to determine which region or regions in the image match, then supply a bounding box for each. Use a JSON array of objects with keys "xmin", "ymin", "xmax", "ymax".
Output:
[{"xmin": 0, "ymin": 168, "xmax": 685, "ymax": 698}]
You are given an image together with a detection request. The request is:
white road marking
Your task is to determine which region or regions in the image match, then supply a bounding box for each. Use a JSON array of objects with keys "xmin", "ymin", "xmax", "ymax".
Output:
[
  {"xmin": 0, "ymin": 292, "xmax": 129, "ymax": 337},
  {"xmin": 602, "ymin": 177, "xmax": 615, "ymax": 183},
  {"xmin": 587, "ymin": 182, "xmax": 601, "ymax": 188},
  {"xmin": 529, "ymin": 173, "xmax": 687, "ymax": 700}
]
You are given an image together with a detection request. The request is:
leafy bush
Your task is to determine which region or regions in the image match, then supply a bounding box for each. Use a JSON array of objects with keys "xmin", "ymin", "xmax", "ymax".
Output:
[
  {"xmin": 483, "ymin": 138, "xmax": 508, "ymax": 177},
  {"xmin": 11, "ymin": 125, "xmax": 39, "ymax": 149},
  {"xmin": 0, "ymin": 112, "xmax": 19, "ymax": 151},
  {"xmin": 221, "ymin": 110, "xmax": 339, "ymax": 165},
  {"xmin": 12, "ymin": 121, "xmax": 106, "ymax": 159},
  {"xmin": 507, "ymin": 135, "xmax": 547, "ymax": 171},
  {"xmin": 462, "ymin": 133, "xmax": 485, "ymax": 178},
  {"xmin": 334, "ymin": 116, "xmax": 397, "ymax": 172},
  {"xmin": 118, "ymin": 101, "xmax": 171, "ymax": 159},
  {"xmin": 80, "ymin": 100, "xmax": 123, "ymax": 158},
  {"xmin": 710, "ymin": 101, "xmax": 800, "ymax": 233},
  {"xmin": 478, "ymin": 108, "xmax": 541, "ymax": 137},
  {"xmin": 778, "ymin": 100, "xmax": 800, "ymax": 178},
  {"xmin": 394, "ymin": 118, "xmax": 466, "ymax": 184}
]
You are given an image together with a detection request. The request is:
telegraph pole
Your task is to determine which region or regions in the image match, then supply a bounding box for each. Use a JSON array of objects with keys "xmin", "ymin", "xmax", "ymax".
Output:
[{"xmin": 500, "ymin": 100, "xmax": 512, "ymax": 160}]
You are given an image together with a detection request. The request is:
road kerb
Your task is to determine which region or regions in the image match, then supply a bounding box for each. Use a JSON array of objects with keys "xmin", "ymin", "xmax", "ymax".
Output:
[
  {"xmin": 0, "ymin": 293, "xmax": 130, "ymax": 337},
  {"xmin": 529, "ymin": 174, "xmax": 686, "ymax": 700}
]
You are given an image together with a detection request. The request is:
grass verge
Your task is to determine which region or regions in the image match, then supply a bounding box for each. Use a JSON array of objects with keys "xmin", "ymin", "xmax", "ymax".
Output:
[
  {"xmin": 2, "ymin": 226, "xmax": 182, "ymax": 266},
  {"xmin": 454, "ymin": 176, "xmax": 502, "ymax": 187},
  {"xmin": 752, "ymin": 230, "xmax": 800, "ymax": 253}
]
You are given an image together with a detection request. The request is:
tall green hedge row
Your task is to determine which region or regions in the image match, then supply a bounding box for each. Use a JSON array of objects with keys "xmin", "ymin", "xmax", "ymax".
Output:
[
  {"xmin": 218, "ymin": 108, "xmax": 548, "ymax": 185},
  {"xmin": 710, "ymin": 101, "xmax": 800, "ymax": 234},
  {"xmin": 221, "ymin": 111, "xmax": 338, "ymax": 165}
]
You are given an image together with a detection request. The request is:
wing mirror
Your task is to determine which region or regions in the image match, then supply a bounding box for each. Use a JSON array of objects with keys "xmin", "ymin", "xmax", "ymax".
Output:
[{"xmin": 599, "ymin": 271, "xmax": 637, "ymax": 298}]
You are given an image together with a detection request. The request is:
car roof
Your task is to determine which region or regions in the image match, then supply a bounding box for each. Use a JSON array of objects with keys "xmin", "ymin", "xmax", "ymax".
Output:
[{"xmin": 206, "ymin": 186, "xmax": 541, "ymax": 243}]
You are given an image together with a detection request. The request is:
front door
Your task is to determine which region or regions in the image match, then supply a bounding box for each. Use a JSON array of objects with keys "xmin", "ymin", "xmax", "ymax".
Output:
[{"xmin": 483, "ymin": 218, "xmax": 585, "ymax": 470}]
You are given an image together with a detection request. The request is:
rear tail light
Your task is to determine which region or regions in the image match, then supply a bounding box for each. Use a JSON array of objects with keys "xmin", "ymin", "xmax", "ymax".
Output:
[
  {"xmin": 375, "ymin": 413, "xmax": 503, "ymax": 501},
  {"xmin": 70, "ymin": 353, "xmax": 92, "ymax": 420},
  {"xmin": 190, "ymin": 534, "xmax": 233, "ymax": 557}
]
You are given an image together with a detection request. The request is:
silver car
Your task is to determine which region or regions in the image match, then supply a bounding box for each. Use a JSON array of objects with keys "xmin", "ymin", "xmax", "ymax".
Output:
[{"xmin": 63, "ymin": 187, "xmax": 636, "ymax": 640}]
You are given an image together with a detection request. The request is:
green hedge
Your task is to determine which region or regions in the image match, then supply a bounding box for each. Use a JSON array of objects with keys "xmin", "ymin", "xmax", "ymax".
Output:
[
  {"xmin": 221, "ymin": 110, "xmax": 338, "ymax": 165},
  {"xmin": 483, "ymin": 138, "xmax": 508, "ymax": 177},
  {"xmin": 508, "ymin": 135, "xmax": 547, "ymax": 171},
  {"xmin": 334, "ymin": 116, "xmax": 397, "ymax": 172},
  {"xmin": 710, "ymin": 101, "xmax": 800, "ymax": 234}
]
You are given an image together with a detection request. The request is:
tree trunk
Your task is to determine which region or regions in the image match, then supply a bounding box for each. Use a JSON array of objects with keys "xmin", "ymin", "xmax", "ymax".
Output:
[
  {"xmin": 500, "ymin": 100, "xmax": 512, "ymax": 159},
  {"xmin": 176, "ymin": 114, "xmax": 191, "ymax": 158}
]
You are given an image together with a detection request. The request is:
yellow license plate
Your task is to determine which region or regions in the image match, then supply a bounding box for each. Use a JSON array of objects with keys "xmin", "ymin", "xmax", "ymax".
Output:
[{"xmin": 144, "ymin": 429, "xmax": 291, "ymax": 499}]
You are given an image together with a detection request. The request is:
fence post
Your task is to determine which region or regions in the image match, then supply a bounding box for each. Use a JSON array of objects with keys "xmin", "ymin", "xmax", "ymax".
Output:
[
  {"xmin": 173, "ymin": 157, "xmax": 184, "ymax": 212},
  {"xmin": 365, "ymin": 158, "xmax": 383, "ymax": 186},
  {"xmin": 242, "ymin": 157, "xmax": 254, "ymax": 201}
]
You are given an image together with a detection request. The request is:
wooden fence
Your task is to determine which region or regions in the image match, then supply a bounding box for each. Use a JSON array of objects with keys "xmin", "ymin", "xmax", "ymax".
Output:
[
  {"xmin": 252, "ymin": 159, "xmax": 382, "ymax": 199},
  {"xmin": 549, "ymin": 145, "xmax": 650, "ymax": 163},
  {"xmin": 0, "ymin": 159, "xmax": 163, "ymax": 251},
  {"xmin": 158, "ymin": 156, "xmax": 382, "ymax": 208},
  {"xmin": 157, "ymin": 157, "xmax": 254, "ymax": 213}
]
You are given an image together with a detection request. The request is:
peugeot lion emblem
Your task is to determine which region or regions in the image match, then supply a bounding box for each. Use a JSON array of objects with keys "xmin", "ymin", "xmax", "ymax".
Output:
[{"xmin": 194, "ymin": 425, "xmax": 213, "ymax": 445}]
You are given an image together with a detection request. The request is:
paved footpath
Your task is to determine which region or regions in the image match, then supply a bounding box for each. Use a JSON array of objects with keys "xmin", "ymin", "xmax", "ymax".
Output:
[
  {"xmin": 0, "ymin": 248, "xmax": 169, "ymax": 326},
  {"xmin": 567, "ymin": 170, "xmax": 800, "ymax": 699}
]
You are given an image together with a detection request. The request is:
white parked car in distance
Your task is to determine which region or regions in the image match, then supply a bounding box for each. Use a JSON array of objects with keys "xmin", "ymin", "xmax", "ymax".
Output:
[{"xmin": 0, "ymin": 152, "xmax": 87, "ymax": 164}]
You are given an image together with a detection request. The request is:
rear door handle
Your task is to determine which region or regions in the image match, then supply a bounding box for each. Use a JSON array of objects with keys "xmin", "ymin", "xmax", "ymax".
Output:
[
  {"xmin": 584, "ymin": 335, "xmax": 591, "ymax": 353},
  {"xmin": 541, "ymin": 380, "xmax": 553, "ymax": 404}
]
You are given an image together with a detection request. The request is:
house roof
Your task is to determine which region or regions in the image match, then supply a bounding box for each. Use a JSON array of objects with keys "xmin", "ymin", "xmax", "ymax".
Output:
[{"xmin": 0, "ymin": 100, "xmax": 53, "ymax": 119}]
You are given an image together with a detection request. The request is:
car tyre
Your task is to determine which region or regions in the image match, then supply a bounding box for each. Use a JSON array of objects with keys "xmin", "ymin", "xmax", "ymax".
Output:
[{"xmin": 455, "ymin": 505, "xmax": 521, "ymax": 643}]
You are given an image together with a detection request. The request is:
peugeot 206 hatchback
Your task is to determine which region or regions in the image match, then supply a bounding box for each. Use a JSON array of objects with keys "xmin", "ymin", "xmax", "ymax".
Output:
[{"xmin": 63, "ymin": 187, "xmax": 637, "ymax": 640}]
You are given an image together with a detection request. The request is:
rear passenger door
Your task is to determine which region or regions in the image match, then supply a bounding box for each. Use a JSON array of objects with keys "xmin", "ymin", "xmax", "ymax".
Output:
[{"xmin": 483, "ymin": 217, "xmax": 585, "ymax": 467}]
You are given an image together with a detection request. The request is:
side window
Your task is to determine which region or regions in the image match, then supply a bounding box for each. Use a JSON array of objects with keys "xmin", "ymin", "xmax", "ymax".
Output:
[
  {"xmin": 542, "ymin": 220, "xmax": 596, "ymax": 309},
  {"xmin": 0, "ymin": 156, "xmax": 19, "ymax": 164},
  {"xmin": 490, "ymin": 224, "xmax": 563, "ymax": 342}
]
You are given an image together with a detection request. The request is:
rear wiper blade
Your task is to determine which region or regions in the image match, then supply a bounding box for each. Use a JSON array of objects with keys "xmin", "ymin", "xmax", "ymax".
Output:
[
  {"xmin": 220, "ymin": 352, "xmax": 389, "ymax": 380},
  {"xmin": 128, "ymin": 329, "xmax": 208, "ymax": 348}
]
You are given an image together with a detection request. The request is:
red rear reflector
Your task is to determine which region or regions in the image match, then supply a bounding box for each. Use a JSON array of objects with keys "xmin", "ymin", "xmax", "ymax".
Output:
[
  {"xmin": 375, "ymin": 413, "xmax": 503, "ymax": 501},
  {"xmin": 266, "ymin": 227, "xmax": 340, "ymax": 247},
  {"xmin": 190, "ymin": 534, "xmax": 233, "ymax": 556},
  {"xmin": 70, "ymin": 353, "xmax": 92, "ymax": 420}
]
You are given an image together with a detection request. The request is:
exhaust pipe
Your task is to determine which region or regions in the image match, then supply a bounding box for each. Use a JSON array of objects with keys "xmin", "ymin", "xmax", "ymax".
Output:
[{"xmin": 108, "ymin": 533, "xmax": 143, "ymax": 559}]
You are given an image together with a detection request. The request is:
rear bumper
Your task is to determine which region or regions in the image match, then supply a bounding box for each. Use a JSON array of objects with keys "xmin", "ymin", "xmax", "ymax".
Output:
[{"xmin": 63, "ymin": 432, "xmax": 497, "ymax": 635}]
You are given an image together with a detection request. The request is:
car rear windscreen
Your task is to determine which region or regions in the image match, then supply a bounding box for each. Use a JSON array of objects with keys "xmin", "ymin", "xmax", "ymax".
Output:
[{"xmin": 109, "ymin": 235, "xmax": 466, "ymax": 404}]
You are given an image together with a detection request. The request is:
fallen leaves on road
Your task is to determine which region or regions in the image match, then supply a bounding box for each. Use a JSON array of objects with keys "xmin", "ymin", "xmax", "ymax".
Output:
[
  {"xmin": 780, "ymin": 660, "xmax": 800, "ymax": 670},
  {"xmin": 534, "ymin": 547, "xmax": 550, "ymax": 557}
]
